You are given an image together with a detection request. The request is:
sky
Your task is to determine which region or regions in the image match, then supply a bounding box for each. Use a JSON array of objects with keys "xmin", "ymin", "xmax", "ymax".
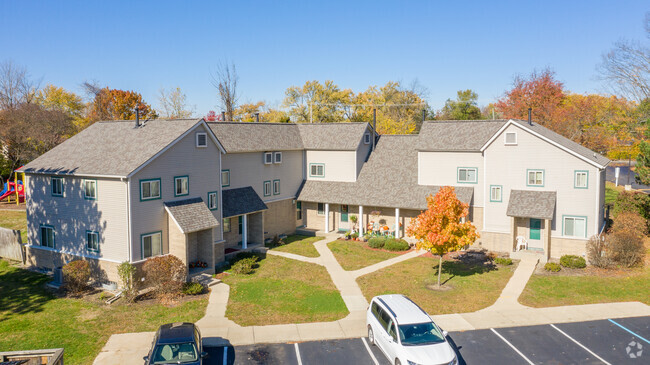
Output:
[{"xmin": 1, "ymin": 0, "xmax": 648, "ymax": 117}]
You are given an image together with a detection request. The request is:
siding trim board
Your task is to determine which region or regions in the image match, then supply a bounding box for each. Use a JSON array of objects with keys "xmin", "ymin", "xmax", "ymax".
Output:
[
  {"xmin": 139, "ymin": 178, "xmax": 162, "ymax": 201},
  {"xmin": 27, "ymin": 244, "xmax": 123, "ymax": 263}
]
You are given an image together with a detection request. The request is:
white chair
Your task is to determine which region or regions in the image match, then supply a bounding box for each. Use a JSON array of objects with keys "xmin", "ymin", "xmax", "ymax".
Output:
[{"xmin": 516, "ymin": 236, "xmax": 527, "ymax": 251}]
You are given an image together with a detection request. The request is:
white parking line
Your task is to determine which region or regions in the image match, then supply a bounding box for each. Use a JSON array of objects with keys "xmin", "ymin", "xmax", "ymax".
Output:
[
  {"xmin": 294, "ymin": 343, "xmax": 303, "ymax": 365},
  {"xmin": 490, "ymin": 328, "xmax": 535, "ymax": 365},
  {"xmin": 550, "ymin": 324, "xmax": 612, "ymax": 365},
  {"xmin": 361, "ymin": 337, "xmax": 380, "ymax": 365}
]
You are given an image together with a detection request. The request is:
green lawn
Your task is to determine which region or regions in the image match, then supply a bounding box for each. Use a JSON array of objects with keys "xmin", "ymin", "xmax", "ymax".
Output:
[
  {"xmin": 328, "ymin": 239, "xmax": 401, "ymax": 271},
  {"xmin": 357, "ymin": 256, "xmax": 518, "ymax": 314},
  {"xmin": 269, "ymin": 235, "xmax": 324, "ymax": 257},
  {"xmin": 0, "ymin": 260, "xmax": 208, "ymax": 365},
  {"xmin": 0, "ymin": 210, "xmax": 27, "ymax": 243},
  {"xmin": 605, "ymin": 181, "xmax": 624, "ymax": 204},
  {"xmin": 221, "ymin": 255, "xmax": 348, "ymax": 326}
]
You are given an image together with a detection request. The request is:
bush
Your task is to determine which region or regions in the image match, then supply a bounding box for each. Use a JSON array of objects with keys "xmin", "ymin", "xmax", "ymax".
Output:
[
  {"xmin": 544, "ymin": 262, "xmax": 562, "ymax": 272},
  {"xmin": 62, "ymin": 260, "xmax": 91, "ymax": 293},
  {"xmin": 613, "ymin": 191, "xmax": 650, "ymax": 228},
  {"xmin": 231, "ymin": 257, "xmax": 258, "ymax": 275},
  {"xmin": 230, "ymin": 251, "xmax": 260, "ymax": 263},
  {"xmin": 367, "ymin": 237, "xmax": 386, "ymax": 249},
  {"xmin": 383, "ymin": 238, "xmax": 410, "ymax": 251},
  {"xmin": 559, "ymin": 255, "xmax": 586, "ymax": 269},
  {"xmin": 350, "ymin": 232, "xmax": 359, "ymax": 239},
  {"xmin": 182, "ymin": 282, "xmax": 205, "ymax": 295},
  {"xmin": 494, "ymin": 257, "xmax": 513, "ymax": 265},
  {"xmin": 142, "ymin": 255, "xmax": 186, "ymax": 298},
  {"xmin": 608, "ymin": 230, "xmax": 646, "ymax": 268},
  {"xmin": 587, "ymin": 235, "xmax": 611, "ymax": 268},
  {"xmin": 612, "ymin": 211, "xmax": 648, "ymax": 238},
  {"xmin": 117, "ymin": 261, "xmax": 138, "ymax": 302}
]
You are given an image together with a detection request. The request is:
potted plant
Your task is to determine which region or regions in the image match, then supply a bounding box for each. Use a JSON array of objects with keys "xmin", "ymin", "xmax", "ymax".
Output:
[{"xmin": 350, "ymin": 215, "xmax": 358, "ymax": 232}]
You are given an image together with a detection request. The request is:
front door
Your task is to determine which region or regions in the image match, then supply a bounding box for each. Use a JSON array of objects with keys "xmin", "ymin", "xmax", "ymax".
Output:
[
  {"xmin": 340, "ymin": 205, "xmax": 349, "ymax": 230},
  {"xmin": 529, "ymin": 218, "xmax": 542, "ymax": 249}
]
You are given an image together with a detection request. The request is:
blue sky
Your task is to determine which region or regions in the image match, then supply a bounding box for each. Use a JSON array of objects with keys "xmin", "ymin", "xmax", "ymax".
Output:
[{"xmin": 1, "ymin": 1, "xmax": 648, "ymax": 117}]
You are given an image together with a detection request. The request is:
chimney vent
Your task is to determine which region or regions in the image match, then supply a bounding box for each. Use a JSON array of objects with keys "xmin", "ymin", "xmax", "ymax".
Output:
[
  {"xmin": 134, "ymin": 104, "xmax": 140, "ymax": 127},
  {"xmin": 372, "ymin": 108, "xmax": 376, "ymax": 152},
  {"xmin": 221, "ymin": 111, "xmax": 226, "ymax": 121},
  {"xmin": 528, "ymin": 108, "xmax": 532, "ymax": 125},
  {"xmin": 255, "ymin": 112, "xmax": 260, "ymax": 123},
  {"xmin": 422, "ymin": 109, "xmax": 426, "ymax": 122}
]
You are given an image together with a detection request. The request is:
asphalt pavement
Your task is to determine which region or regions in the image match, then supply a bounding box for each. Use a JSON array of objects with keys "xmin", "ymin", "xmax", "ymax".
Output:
[{"xmin": 606, "ymin": 165, "xmax": 650, "ymax": 192}]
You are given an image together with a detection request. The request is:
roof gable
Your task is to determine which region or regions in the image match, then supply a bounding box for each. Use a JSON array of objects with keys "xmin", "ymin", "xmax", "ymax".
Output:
[
  {"xmin": 417, "ymin": 120, "xmax": 507, "ymax": 151},
  {"xmin": 297, "ymin": 123, "xmax": 371, "ymax": 150}
]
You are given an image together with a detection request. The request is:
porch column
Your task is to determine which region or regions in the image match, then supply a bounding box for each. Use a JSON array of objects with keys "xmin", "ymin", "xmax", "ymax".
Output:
[
  {"xmin": 324, "ymin": 203, "xmax": 330, "ymax": 232},
  {"xmin": 395, "ymin": 208, "xmax": 400, "ymax": 238},
  {"xmin": 544, "ymin": 219, "xmax": 551, "ymax": 261},
  {"xmin": 510, "ymin": 216, "xmax": 516, "ymax": 252},
  {"xmin": 242, "ymin": 214, "xmax": 248, "ymax": 249},
  {"xmin": 359, "ymin": 205, "xmax": 364, "ymax": 235}
]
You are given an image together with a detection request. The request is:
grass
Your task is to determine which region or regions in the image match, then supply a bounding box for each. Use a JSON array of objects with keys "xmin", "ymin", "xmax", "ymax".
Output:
[
  {"xmin": 0, "ymin": 209, "xmax": 27, "ymax": 243},
  {"xmin": 221, "ymin": 255, "xmax": 348, "ymax": 326},
  {"xmin": 357, "ymin": 256, "xmax": 518, "ymax": 314},
  {"xmin": 605, "ymin": 181, "xmax": 624, "ymax": 205},
  {"xmin": 269, "ymin": 235, "xmax": 324, "ymax": 257},
  {"xmin": 0, "ymin": 260, "xmax": 208, "ymax": 365},
  {"xmin": 328, "ymin": 239, "xmax": 402, "ymax": 271}
]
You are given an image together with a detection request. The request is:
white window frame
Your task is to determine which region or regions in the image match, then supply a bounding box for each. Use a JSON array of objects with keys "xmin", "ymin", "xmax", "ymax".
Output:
[
  {"xmin": 221, "ymin": 170, "xmax": 230, "ymax": 187},
  {"xmin": 310, "ymin": 163, "xmax": 325, "ymax": 178},
  {"xmin": 527, "ymin": 169, "xmax": 544, "ymax": 187},
  {"xmin": 317, "ymin": 203, "xmax": 325, "ymax": 215},
  {"xmin": 457, "ymin": 167, "xmax": 478, "ymax": 183},
  {"xmin": 273, "ymin": 179, "xmax": 280, "ymax": 195},
  {"xmin": 51, "ymin": 177, "xmax": 63, "ymax": 197},
  {"xmin": 174, "ymin": 176, "xmax": 189, "ymax": 196},
  {"xmin": 274, "ymin": 152, "xmax": 282, "ymax": 164},
  {"xmin": 563, "ymin": 216, "xmax": 587, "ymax": 238},
  {"xmin": 207, "ymin": 191, "xmax": 218, "ymax": 210},
  {"xmin": 141, "ymin": 232, "xmax": 162, "ymax": 259},
  {"xmin": 490, "ymin": 185, "xmax": 502, "ymax": 202},
  {"xmin": 140, "ymin": 179, "xmax": 161, "ymax": 200},
  {"xmin": 84, "ymin": 179, "xmax": 97, "ymax": 199},
  {"xmin": 364, "ymin": 133, "xmax": 371, "ymax": 144},
  {"xmin": 196, "ymin": 132, "xmax": 207, "ymax": 148},
  {"xmin": 86, "ymin": 231, "xmax": 99, "ymax": 253},
  {"xmin": 264, "ymin": 152, "xmax": 273, "ymax": 165},
  {"xmin": 504, "ymin": 132, "xmax": 517, "ymax": 145},
  {"xmin": 223, "ymin": 217, "xmax": 231, "ymax": 233},
  {"xmin": 263, "ymin": 181, "xmax": 271, "ymax": 197},
  {"xmin": 40, "ymin": 225, "xmax": 55, "ymax": 248},
  {"xmin": 574, "ymin": 171, "xmax": 588, "ymax": 189}
]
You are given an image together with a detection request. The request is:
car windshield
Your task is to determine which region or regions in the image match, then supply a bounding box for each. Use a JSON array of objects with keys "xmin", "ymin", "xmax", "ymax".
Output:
[
  {"xmin": 152, "ymin": 342, "xmax": 198, "ymax": 364},
  {"xmin": 398, "ymin": 322, "xmax": 445, "ymax": 346}
]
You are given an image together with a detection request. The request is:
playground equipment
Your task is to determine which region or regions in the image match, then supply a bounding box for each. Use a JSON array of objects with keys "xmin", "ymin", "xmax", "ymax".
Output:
[{"xmin": 1, "ymin": 168, "xmax": 25, "ymax": 205}]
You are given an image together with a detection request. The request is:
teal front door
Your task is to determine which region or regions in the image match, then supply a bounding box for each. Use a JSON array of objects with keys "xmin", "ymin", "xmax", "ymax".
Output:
[
  {"xmin": 529, "ymin": 218, "xmax": 541, "ymax": 241},
  {"xmin": 341, "ymin": 205, "xmax": 349, "ymax": 222}
]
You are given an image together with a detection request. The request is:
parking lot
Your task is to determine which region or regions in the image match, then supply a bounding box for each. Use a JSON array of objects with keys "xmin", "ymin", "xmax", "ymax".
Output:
[{"xmin": 202, "ymin": 316, "xmax": 649, "ymax": 364}]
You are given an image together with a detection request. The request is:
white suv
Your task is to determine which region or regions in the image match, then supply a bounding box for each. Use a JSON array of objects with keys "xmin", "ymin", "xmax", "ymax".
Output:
[{"xmin": 367, "ymin": 295, "xmax": 458, "ymax": 365}]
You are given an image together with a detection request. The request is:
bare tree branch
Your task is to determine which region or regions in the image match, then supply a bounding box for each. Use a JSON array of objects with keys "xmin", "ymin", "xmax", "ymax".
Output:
[
  {"xmin": 210, "ymin": 62, "xmax": 239, "ymax": 121},
  {"xmin": 0, "ymin": 60, "xmax": 41, "ymax": 111},
  {"xmin": 157, "ymin": 87, "xmax": 195, "ymax": 119}
]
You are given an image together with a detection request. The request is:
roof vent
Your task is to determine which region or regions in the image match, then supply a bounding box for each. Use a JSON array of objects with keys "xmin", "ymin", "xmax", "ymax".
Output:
[
  {"xmin": 528, "ymin": 108, "xmax": 532, "ymax": 125},
  {"xmin": 134, "ymin": 104, "xmax": 140, "ymax": 128}
]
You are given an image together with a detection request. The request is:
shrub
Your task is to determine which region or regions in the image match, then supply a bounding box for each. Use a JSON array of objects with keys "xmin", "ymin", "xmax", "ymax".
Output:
[
  {"xmin": 612, "ymin": 211, "xmax": 648, "ymax": 238},
  {"xmin": 384, "ymin": 238, "xmax": 410, "ymax": 251},
  {"xmin": 613, "ymin": 191, "xmax": 650, "ymax": 226},
  {"xmin": 142, "ymin": 255, "xmax": 186, "ymax": 297},
  {"xmin": 544, "ymin": 262, "xmax": 562, "ymax": 272},
  {"xmin": 350, "ymin": 232, "xmax": 359, "ymax": 239},
  {"xmin": 231, "ymin": 251, "xmax": 260, "ymax": 263},
  {"xmin": 608, "ymin": 230, "xmax": 646, "ymax": 268},
  {"xmin": 231, "ymin": 257, "xmax": 258, "ymax": 275},
  {"xmin": 587, "ymin": 235, "xmax": 611, "ymax": 268},
  {"xmin": 559, "ymin": 255, "xmax": 586, "ymax": 269},
  {"xmin": 117, "ymin": 261, "xmax": 138, "ymax": 302},
  {"xmin": 367, "ymin": 237, "xmax": 386, "ymax": 249},
  {"xmin": 494, "ymin": 257, "xmax": 513, "ymax": 265},
  {"xmin": 182, "ymin": 282, "xmax": 205, "ymax": 295},
  {"xmin": 62, "ymin": 260, "xmax": 91, "ymax": 293}
]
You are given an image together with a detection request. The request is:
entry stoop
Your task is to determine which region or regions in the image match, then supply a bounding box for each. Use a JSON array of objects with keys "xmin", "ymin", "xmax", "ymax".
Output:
[{"xmin": 511, "ymin": 249, "xmax": 547, "ymax": 263}]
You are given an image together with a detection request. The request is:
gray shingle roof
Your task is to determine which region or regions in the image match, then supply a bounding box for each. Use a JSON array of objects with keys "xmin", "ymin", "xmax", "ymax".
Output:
[
  {"xmin": 506, "ymin": 190, "xmax": 556, "ymax": 220},
  {"xmin": 417, "ymin": 120, "xmax": 507, "ymax": 151},
  {"xmin": 298, "ymin": 135, "xmax": 474, "ymax": 210},
  {"xmin": 208, "ymin": 122, "xmax": 304, "ymax": 153},
  {"xmin": 164, "ymin": 197, "xmax": 219, "ymax": 233},
  {"xmin": 19, "ymin": 119, "xmax": 203, "ymax": 177},
  {"xmin": 222, "ymin": 186, "xmax": 268, "ymax": 218},
  {"xmin": 297, "ymin": 123, "xmax": 370, "ymax": 150}
]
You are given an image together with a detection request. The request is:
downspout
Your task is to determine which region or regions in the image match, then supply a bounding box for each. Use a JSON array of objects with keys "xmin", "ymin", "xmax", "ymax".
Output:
[{"xmin": 125, "ymin": 177, "xmax": 133, "ymax": 263}]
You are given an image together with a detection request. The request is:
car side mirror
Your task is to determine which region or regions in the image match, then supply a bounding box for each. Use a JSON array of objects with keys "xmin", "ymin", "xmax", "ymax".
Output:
[
  {"xmin": 200, "ymin": 352, "xmax": 208, "ymax": 359},
  {"xmin": 442, "ymin": 330, "xmax": 448, "ymax": 337},
  {"xmin": 143, "ymin": 355, "xmax": 149, "ymax": 361}
]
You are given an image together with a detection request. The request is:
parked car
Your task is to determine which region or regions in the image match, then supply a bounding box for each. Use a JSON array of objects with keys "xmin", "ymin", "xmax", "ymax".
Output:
[
  {"xmin": 367, "ymin": 295, "xmax": 458, "ymax": 365},
  {"xmin": 144, "ymin": 322, "xmax": 207, "ymax": 364}
]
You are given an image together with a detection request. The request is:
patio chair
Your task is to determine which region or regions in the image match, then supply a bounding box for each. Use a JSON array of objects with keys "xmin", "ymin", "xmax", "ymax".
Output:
[{"xmin": 516, "ymin": 236, "xmax": 527, "ymax": 251}]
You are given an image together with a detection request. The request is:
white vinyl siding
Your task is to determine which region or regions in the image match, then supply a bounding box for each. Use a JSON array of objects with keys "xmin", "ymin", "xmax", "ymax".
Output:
[
  {"xmin": 563, "ymin": 216, "xmax": 587, "ymax": 238},
  {"xmin": 141, "ymin": 232, "xmax": 162, "ymax": 259}
]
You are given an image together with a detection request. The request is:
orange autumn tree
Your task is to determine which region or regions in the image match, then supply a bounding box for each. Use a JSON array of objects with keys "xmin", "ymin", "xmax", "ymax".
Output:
[{"xmin": 406, "ymin": 186, "xmax": 479, "ymax": 287}]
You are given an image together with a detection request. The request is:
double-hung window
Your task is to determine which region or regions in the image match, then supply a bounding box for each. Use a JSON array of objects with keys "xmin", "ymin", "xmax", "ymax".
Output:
[
  {"xmin": 40, "ymin": 225, "xmax": 55, "ymax": 248},
  {"xmin": 51, "ymin": 177, "xmax": 63, "ymax": 197},
  {"xmin": 174, "ymin": 176, "xmax": 189, "ymax": 196},
  {"xmin": 223, "ymin": 217, "xmax": 231, "ymax": 233},
  {"xmin": 527, "ymin": 169, "xmax": 544, "ymax": 186},
  {"xmin": 263, "ymin": 181, "xmax": 271, "ymax": 197},
  {"xmin": 574, "ymin": 171, "xmax": 588, "ymax": 189},
  {"xmin": 264, "ymin": 152, "xmax": 273, "ymax": 164},
  {"xmin": 221, "ymin": 170, "xmax": 230, "ymax": 187},
  {"xmin": 84, "ymin": 180, "xmax": 97, "ymax": 199},
  {"xmin": 207, "ymin": 191, "xmax": 218, "ymax": 210},
  {"xmin": 490, "ymin": 185, "xmax": 502, "ymax": 202},
  {"xmin": 140, "ymin": 179, "xmax": 161, "ymax": 200},
  {"xmin": 142, "ymin": 232, "xmax": 162, "ymax": 259},
  {"xmin": 310, "ymin": 163, "xmax": 325, "ymax": 178},
  {"xmin": 563, "ymin": 216, "xmax": 587, "ymax": 238},
  {"xmin": 86, "ymin": 231, "xmax": 99, "ymax": 253},
  {"xmin": 274, "ymin": 152, "xmax": 282, "ymax": 164},
  {"xmin": 273, "ymin": 179, "xmax": 280, "ymax": 195},
  {"xmin": 457, "ymin": 168, "xmax": 478, "ymax": 183}
]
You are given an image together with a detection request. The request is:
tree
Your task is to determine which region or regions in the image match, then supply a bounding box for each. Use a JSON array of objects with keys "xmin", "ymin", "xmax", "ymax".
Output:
[
  {"xmin": 283, "ymin": 80, "xmax": 352, "ymax": 123},
  {"xmin": 157, "ymin": 87, "xmax": 194, "ymax": 119},
  {"xmin": 0, "ymin": 60, "xmax": 40, "ymax": 111},
  {"xmin": 87, "ymin": 87, "xmax": 155, "ymax": 122},
  {"xmin": 35, "ymin": 85, "xmax": 87, "ymax": 130},
  {"xmin": 234, "ymin": 101, "xmax": 291, "ymax": 123},
  {"xmin": 211, "ymin": 62, "xmax": 239, "ymax": 121},
  {"xmin": 636, "ymin": 141, "xmax": 650, "ymax": 185},
  {"xmin": 406, "ymin": 186, "xmax": 479, "ymax": 287},
  {"xmin": 438, "ymin": 89, "xmax": 483, "ymax": 120}
]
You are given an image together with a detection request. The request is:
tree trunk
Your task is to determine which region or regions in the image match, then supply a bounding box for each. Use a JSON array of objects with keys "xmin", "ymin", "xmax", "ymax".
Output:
[{"xmin": 438, "ymin": 255, "xmax": 443, "ymax": 287}]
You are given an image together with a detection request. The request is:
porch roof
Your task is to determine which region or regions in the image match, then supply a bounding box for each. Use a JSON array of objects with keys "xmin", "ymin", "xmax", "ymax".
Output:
[
  {"xmin": 506, "ymin": 190, "xmax": 556, "ymax": 220},
  {"xmin": 164, "ymin": 197, "xmax": 219, "ymax": 234},
  {"xmin": 222, "ymin": 186, "xmax": 268, "ymax": 218}
]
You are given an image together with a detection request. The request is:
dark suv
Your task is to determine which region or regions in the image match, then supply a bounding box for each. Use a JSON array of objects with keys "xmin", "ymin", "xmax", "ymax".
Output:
[{"xmin": 144, "ymin": 323, "xmax": 207, "ymax": 365}]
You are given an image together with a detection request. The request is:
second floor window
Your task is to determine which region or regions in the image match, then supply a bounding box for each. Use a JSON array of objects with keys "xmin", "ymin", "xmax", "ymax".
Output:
[
  {"xmin": 263, "ymin": 181, "xmax": 271, "ymax": 197},
  {"xmin": 208, "ymin": 191, "xmax": 218, "ymax": 210},
  {"xmin": 490, "ymin": 185, "xmax": 502, "ymax": 202},
  {"xmin": 310, "ymin": 163, "xmax": 325, "ymax": 177},
  {"xmin": 51, "ymin": 177, "xmax": 63, "ymax": 196},
  {"xmin": 140, "ymin": 179, "xmax": 161, "ymax": 200},
  {"xmin": 457, "ymin": 168, "xmax": 477, "ymax": 183},
  {"xmin": 174, "ymin": 176, "xmax": 189, "ymax": 196},
  {"xmin": 223, "ymin": 217, "xmax": 231, "ymax": 233},
  {"xmin": 264, "ymin": 152, "xmax": 273, "ymax": 164},
  {"xmin": 528, "ymin": 170, "xmax": 544, "ymax": 186},
  {"xmin": 273, "ymin": 180, "xmax": 280, "ymax": 195},
  {"xmin": 575, "ymin": 171, "xmax": 588, "ymax": 188},
  {"xmin": 84, "ymin": 180, "xmax": 97, "ymax": 199},
  {"xmin": 221, "ymin": 170, "xmax": 230, "ymax": 187}
]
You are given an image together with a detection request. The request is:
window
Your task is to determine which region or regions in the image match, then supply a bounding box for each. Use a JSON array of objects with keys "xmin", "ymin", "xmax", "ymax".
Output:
[
  {"xmin": 296, "ymin": 201, "xmax": 302, "ymax": 220},
  {"xmin": 221, "ymin": 169, "xmax": 230, "ymax": 187},
  {"xmin": 264, "ymin": 152, "xmax": 273, "ymax": 164},
  {"xmin": 238, "ymin": 216, "xmax": 243, "ymax": 234},
  {"xmin": 457, "ymin": 167, "xmax": 478, "ymax": 183},
  {"xmin": 505, "ymin": 132, "xmax": 517, "ymax": 145},
  {"xmin": 263, "ymin": 180, "xmax": 271, "ymax": 197},
  {"xmin": 223, "ymin": 217, "xmax": 231, "ymax": 233},
  {"xmin": 140, "ymin": 179, "xmax": 161, "ymax": 201},
  {"xmin": 51, "ymin": 177, "xmax": 63, "ymax": 197},
  {"xmin": 142, "ymin": 232, "xmax": 162, "ymax": 259},
  {"xmin": 40, "ymin": 225, "xmax": 54, "ymax": 248},
  {"xmin": 364, "ymin": 133, "xmax": 371, "ymax": 144},
  {"xmin": 490, "ymin": 185, "xmax": 502, "ymax": 202},
  {"xmin": 207, "ymin": 191, "xmax": 218, "ymax": 210},
  {"xmin": 317, "ymin": 203, "xmax": 325, "ymax": 215},
  {"xmin": 84, "ymin": 179, "xmax": 97, "ymax": 199},
  {"xmin": 310, "ymin": 163, "xmax": 325, "ymax": 178},
  {"xmin": 273, "ymin": 179, "xmax": 280, "ymax": 195},
  {"xmin": 574, "ymin": 170, "xmax": 588, "ymax": 189},
  {"xmin": 563, "ymin": 216, "xmax": 587, "ymax": 238},
  {"xmin": 174, "ymin": 176, "xmax": 189, "ymax": 196},
  {"xmin": 527, "ymin": 169, "xmax": 544, "ymax": 186},
  {"xmin": 274, "ymin": 152, "xmax": 282, "ymax": 164},
  {"xmin": 86, "ymin": 231, "xmax": 99, "ymax": 253},
  {"xmin": 196, "ymin": 132, "xmax": 207, "ymax": 147}
]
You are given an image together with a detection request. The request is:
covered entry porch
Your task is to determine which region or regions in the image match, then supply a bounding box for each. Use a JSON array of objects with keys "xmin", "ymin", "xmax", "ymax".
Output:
[
  {"xmin": 222, "ymin": 186, "xmax": 267, "ymax": 253},
  {"xmin": 506, "ymin": 190, "xmax": 556, "ymax": 261}
]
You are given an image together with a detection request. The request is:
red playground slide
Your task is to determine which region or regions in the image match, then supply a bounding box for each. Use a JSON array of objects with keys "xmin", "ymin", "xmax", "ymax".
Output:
[{"xmin": 0, "ymin": 181, "xmax": 25, "ymax": 202}]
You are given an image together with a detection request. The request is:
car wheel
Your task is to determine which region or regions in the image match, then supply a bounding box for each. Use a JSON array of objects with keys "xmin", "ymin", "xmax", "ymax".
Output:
[
  {"xmin": 368, "ymin": 326, "xmax": 375, "ymax": 346},
  {"xmin": 394, "ymin": 359, "xmax": 401, "ymax": 365}
]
